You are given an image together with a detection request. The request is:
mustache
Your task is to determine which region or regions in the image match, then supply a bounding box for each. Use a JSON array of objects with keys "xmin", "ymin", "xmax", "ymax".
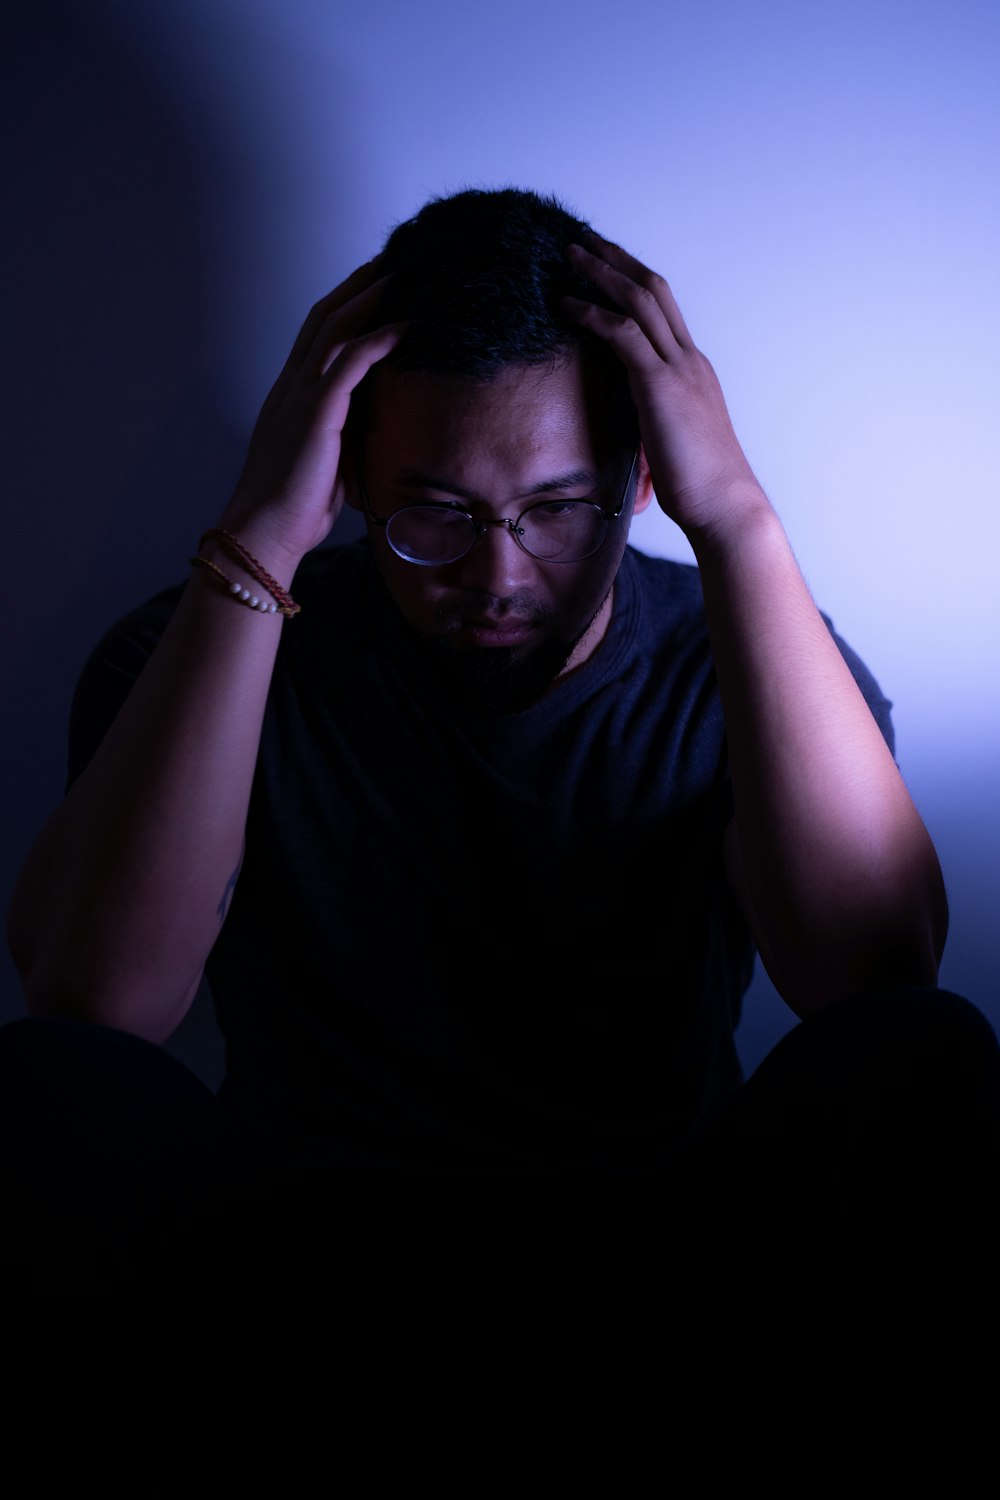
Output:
[{"xmin": 434, "ymin": 594, "xmax": 554, "ymax": 627}]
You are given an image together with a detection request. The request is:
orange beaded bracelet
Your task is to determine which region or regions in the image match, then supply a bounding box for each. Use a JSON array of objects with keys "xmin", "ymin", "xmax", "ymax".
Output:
[
  {"xmin": 194, "ymin": 527, "xmax": 301, "ymax": 617},
  {"xmin": 189, "ymin": 555, "xmax": 291, "ymax": 615}
]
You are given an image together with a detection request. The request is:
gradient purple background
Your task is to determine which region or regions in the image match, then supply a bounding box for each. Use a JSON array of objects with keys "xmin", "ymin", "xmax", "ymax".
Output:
[{"xmin": 4, "ymin": 0, "xmax": 998, "ymax": 1086}]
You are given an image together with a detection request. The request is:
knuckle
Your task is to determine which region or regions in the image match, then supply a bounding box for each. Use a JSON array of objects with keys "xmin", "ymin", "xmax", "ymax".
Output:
[
  {"xmin": 601, "ymin": 310, "xmax": 639, "ymax": 339},
  {"xmin": 631, "ymin": 283, "xmax": 660, "ymax": 315},
  {"xmin": 618, "ymin": 312, "xmax": 644, "ymax": 337}
]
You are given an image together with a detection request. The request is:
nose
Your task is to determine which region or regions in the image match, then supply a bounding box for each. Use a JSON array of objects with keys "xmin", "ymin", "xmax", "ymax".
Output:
[{"xmin": 453, "ymin": 518, "xmax": 539, "ymax": 596}]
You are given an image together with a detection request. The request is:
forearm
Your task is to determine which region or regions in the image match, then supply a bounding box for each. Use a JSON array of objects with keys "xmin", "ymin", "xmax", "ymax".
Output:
[
  {"xmin": 9, "ymin": 260, "xmax": 403, "ymax": 1039},
  {"xmin": 691, "ymin": 488, "xmax": 948, "ymax": 1013},
  {"xmin": 561, "ymin": 235, "xmax": 947, "ymax": 1006},
  {"xmin": 8, "ymin": 533, "xmax": 299, "ymax": 1040}
]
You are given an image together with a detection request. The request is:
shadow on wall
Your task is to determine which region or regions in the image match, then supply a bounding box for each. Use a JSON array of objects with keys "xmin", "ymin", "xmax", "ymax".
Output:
[
  {"xmin": 2, "ymin": 2, "xmax": 224, "ymax": 1056},
  {"xmin": 5, "ymin": 2, "xmax": 217, "ymax": 687},
  {"xmin": 1, "ymin": 2, "xmax": 365, "ymax": 1085}
]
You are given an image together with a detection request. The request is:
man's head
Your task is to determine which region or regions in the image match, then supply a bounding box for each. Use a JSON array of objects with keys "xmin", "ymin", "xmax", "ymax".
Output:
[
  {"xmin": 346, "ymin": 186, "xmax": 653, "ymax": 710},
  {"xmin": 367, "ymin": 187, "xmax": 636, "ymax": 419}
]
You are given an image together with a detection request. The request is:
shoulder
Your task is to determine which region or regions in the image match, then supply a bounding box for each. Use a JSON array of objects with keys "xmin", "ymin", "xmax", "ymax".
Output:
[
  {"xmin": 66, "ymin": 581, "xmax": 186, "ymax": 788},
  {"xmin": 77, "ymin": 540, "xmax": 372, "ymax": 678},
  {"xmin": 623, "ymin": 546, "xmax": 895, "ymax": 756},
  {"xmin": 66, "ymin": 541, "xmax": 376, "ymax": 787},
  {"xmin": 816, "ymin": 607, "xmax": 896, "ymax": 756},
  {"xmin": 623, "ymin": 546, "xmax": 706, "ymax": 620},
  {"xmin": 616, "ymin": 545, "xmax": 712, "ymax": 661},
  {"xmin": 71, "ymin": 579, "xmax": 187, "ymax": 708}
]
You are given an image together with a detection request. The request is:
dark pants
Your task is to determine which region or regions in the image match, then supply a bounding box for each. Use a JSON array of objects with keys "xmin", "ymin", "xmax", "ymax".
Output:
[{"xmin": 3, "ymin": 989, "xmax": 999, "ymax": 1265}]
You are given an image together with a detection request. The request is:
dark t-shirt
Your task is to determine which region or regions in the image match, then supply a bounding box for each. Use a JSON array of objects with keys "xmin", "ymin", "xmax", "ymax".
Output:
[{"xmin": 68, "ymin": 542, "xmax": 895, "ymax": 1170}]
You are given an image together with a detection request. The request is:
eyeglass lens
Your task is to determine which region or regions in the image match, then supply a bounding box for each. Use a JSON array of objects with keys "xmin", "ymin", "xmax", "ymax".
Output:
[{"xmin": 386, "ymin": 503, "xmax": 608, "ymax": 564}]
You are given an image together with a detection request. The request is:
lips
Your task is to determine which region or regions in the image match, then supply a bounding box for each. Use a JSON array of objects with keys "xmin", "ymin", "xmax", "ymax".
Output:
[{"xmin": 460, "ymin": 618, "xmax": 540, "ymax": 646}]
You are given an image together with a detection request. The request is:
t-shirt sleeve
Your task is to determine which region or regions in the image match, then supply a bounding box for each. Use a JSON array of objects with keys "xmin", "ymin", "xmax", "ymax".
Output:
[
  {"xmin": 66, "ymin": 585, "xmax": 185, "ymax": 791},
  {"xmin": 820, "ymin": 611, "xmax": 896, "ymax": 760}
]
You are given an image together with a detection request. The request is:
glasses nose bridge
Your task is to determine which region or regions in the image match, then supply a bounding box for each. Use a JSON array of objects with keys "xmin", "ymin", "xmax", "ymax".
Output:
[{"xmin": 471, "ymin": 514, "xmax": 527, "ymax": 551}]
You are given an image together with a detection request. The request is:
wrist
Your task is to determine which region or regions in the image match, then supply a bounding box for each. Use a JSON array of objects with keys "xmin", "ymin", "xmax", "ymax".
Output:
[
  {"xmin": 683, "ymin": 481, "xmax": 780, "ymax": 562},
  {"xmin": 192, "ymin": 524, "xmax": 305, "ymax": 618},
  {"xmin": 206, "ymin": 511, "xmax": 307, "ymax": 592}
]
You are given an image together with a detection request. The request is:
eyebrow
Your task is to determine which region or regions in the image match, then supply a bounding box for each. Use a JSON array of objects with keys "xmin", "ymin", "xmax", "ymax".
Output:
[{"xmin": 390, "ymin": 467, "xmax": 602, "ymax": 503}]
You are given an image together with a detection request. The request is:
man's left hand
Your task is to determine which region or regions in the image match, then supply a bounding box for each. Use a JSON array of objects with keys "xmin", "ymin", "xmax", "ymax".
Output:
[{"xmin": 565, "ymin": 235, "xmax": 763, "ymax": 539}]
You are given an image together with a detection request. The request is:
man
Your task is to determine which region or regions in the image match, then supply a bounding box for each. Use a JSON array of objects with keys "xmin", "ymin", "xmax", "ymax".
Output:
[{"xmin": 5, "ymin": 188, "xmax": 998, "ymax": 1217}]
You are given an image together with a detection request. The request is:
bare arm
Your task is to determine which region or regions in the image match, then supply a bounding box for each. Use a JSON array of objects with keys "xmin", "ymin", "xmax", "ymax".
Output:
[
  {"xmin": 701, "ymin": 495, "xmax": 947, "ymax": 1010},
  {"xmin": 565, "ymin": 236, "xmax": 947, "ymax": 1016},
  {"xmin": 7, "ymin": 260, "xmax": 404, "ymax": 1041}
]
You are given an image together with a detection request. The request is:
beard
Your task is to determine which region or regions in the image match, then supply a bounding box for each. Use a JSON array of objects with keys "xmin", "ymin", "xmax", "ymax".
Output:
[
  {"xmin": 403, "ymin": 583, "xmax": 613, "ymax": 714},
  {"xmin": 376, "ymin": 558, "xmax": 616, "ymax": 713},
  {"xmin": 412, "ymin": 631, "xmax": 579, "ymax": 713}
]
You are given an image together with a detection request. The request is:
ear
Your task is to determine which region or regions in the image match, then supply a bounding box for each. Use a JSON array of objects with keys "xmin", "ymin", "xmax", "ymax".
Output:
[{"xmin": 632, "ymin": 446, "xmax": 655, "ymax": 515}]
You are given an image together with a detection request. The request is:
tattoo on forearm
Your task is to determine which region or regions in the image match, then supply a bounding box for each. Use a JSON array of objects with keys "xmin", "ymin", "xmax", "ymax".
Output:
[{"xmin": 217, "ymin": 851, "xmax": 244, "ymax": 922}]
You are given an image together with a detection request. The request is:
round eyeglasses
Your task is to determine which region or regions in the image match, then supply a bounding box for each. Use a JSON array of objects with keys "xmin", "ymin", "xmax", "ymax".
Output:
[{"xmin": 361, "ymin": 449, "xmax": 639, "ymax": 567}]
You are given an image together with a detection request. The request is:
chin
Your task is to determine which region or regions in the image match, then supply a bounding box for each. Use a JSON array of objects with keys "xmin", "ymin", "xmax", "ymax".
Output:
[{"xmin": 418, "ymin": 633, "xmax": 573, "ymax": 713}]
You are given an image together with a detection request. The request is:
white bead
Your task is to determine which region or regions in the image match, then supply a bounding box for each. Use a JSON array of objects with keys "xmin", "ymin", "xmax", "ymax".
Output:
[
  {"xmin": 230, "ymin": 582, "xmax": 241, "ymax": 595},
  {"xmin": 239, "ymin": 588, "xmax": 251, "ymax": 601}
]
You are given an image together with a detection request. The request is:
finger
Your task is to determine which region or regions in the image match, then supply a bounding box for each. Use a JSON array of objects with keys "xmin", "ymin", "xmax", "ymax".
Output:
[
  {"xmin": 287, "ymin": 255, "xmax": 388, "ymax": 369},
  {"xmin": 305, "ymin": 276, "xmax": 397, "ymax": 379},
  {"xmin": 562, "ymin": 295, "xmax": 670, "ymax": 376},
  {"xmin": 564, "ymin": 248, "xmax": 678, "ymax": 365},
  {"xmin": 259, "ymin": 266, "xmax": 392, "ymax": 422},
  {"xmin": 578, "ymin": 234, "xmax": 693, "ymax": 344},
  {"xmin": 569, "ymin": 238, "xmax": 693, "ymax": 349},
  {"xmin": 318, "ymin": 322, "xmax": 408, "ymax": 404}
]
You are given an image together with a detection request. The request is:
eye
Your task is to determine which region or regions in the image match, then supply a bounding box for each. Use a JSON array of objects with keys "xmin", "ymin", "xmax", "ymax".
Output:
[
  {"xmin": 529, "ymin": 500, "xmax": 587, "ymax": 523},
  {"xmin": 433, "ymin": 505, "xmax": 469, "ymax": 522},
  {"xmin": 403, "ymin": 504, "xmax": 471, "ymax": 528}
]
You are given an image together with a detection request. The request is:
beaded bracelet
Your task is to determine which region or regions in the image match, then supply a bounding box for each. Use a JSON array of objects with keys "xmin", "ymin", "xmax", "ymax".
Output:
[
  {"xmin": 195, "ymin": 527, "xmax": 301, "ymax": 617},
  {"xmin": 190, "ymin": 555, "xmax": 291, "ymax": 616}
]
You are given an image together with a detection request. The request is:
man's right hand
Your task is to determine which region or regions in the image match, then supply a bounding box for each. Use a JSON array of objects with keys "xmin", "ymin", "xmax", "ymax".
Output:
[
  {"xmin": 8, "ymin": 255, "xmax": 404, "ymax": 1041},
  {"xmin": 217, "ymin": 257, "xmax": 405, "ymax": 570}
]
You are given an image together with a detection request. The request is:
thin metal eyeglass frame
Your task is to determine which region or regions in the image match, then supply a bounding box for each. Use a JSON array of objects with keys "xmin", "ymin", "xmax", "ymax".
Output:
[{"xmin": 360, "ymin": 447, "xmax": 640, "ymax": 566}]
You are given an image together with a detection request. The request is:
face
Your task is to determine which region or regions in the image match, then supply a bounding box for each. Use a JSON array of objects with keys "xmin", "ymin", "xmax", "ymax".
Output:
[{"xmin": 350, "ymin": 352, "xmax": 651, "ymax": 711}]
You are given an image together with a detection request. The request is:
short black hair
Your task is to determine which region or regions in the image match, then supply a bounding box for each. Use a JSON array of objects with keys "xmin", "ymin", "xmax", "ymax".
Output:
[
  {"xmin": 379, "ymin": 186, "xmax": 612, "ymax": 371},
  {"xmin": 357, "ymin": 185, "xmax": 637, "ymax": 447}
]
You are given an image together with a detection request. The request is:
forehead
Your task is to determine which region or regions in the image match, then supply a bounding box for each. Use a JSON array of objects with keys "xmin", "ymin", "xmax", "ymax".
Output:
[{"xmin": 362, "ymin": 353, "xmax": 621, "ymax": 485}]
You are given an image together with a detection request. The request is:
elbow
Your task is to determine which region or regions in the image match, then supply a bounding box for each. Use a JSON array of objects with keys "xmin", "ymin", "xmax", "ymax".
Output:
[
  {"xmin": 768, "ymin": 842, "xmax": 950, "ymax": 1017},
  {"xmin": 8, "ymin": 888, "xmax": 203, "ymax": 1043},
  {"xmin": 857, "ymin": 923, "xmax": 945, "ymax": 997},
  {"xmin": 15, "ymin": 954, "xmax": 197, "ymax": 1045},
  {"xmin": 774, "ymin": 909, "xmax": 948, "ymax": 1019}
]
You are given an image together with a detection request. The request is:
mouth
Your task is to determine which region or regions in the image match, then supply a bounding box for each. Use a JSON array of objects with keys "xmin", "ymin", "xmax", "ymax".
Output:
[{"xmin": 457, "ymin": 617, "xmax": 542, "ymax": 647}]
